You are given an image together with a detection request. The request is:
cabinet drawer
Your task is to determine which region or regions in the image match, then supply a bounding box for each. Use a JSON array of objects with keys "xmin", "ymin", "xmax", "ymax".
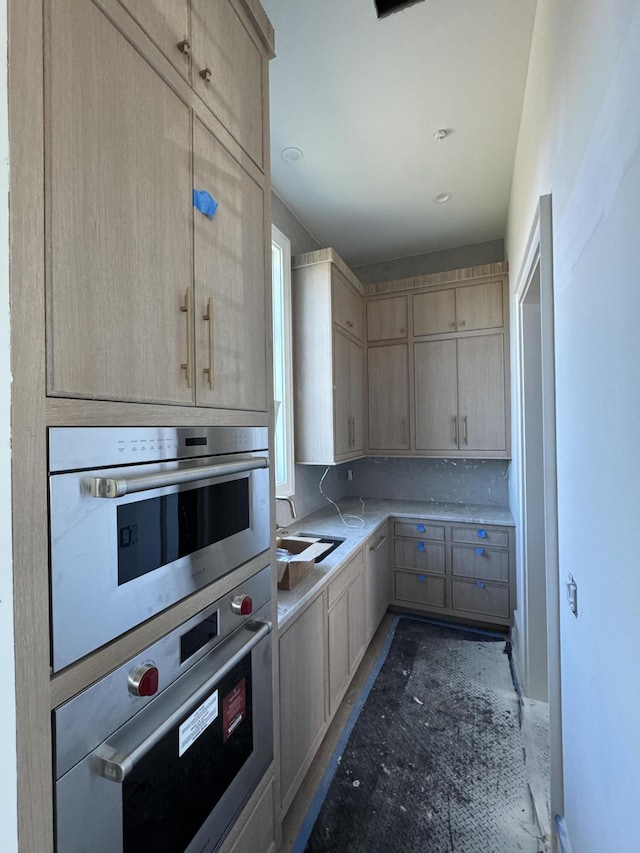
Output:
[
  {"xmin": 451, "ymin": 526, "xmax": 509, "ymax": 548},
  {"xmin": 394, "ymin": 521, "xmax": 445, "ymax": 541},
  {"xmin": 327, "ymin": 549, "xmax": 363, "ymax": 609},
  {"xmin": 451, "ymin": 546, "xmax": 509, "ymax": 582},
  {"xmin": 452, "ymin": 580, "xmax": 510, "ymax": 619},
  {"xmin": 394, "ymin": 538, "xmax": 445, "ymax": 573},
  {"xmin": 395, "ymin": 571, "xmax": 446, "ymax": 608}
]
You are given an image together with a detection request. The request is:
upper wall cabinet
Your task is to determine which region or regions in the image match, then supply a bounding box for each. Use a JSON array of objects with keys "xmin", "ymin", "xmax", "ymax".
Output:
[
  {"xmin": 46, "ymin": 0, "xmax": 272, "ymax": 409},
  {"xmin": 292, "ymin": 249, "xmax": 365, "ymax": 465},
  {"xmin": 118, "ymin": 0, "xmax": 269, "ymax": 169},
  {"xmin": 413, "ymin": 281, "xmax": 503, "ymax": 336},
  {"xmin": 366, "ymin": 295, "xmax": 408, "ymax": 341}
]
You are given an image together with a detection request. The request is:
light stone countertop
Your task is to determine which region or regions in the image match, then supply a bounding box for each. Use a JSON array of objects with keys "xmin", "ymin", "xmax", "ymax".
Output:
[{"xmin": 276, "ymin": 498, "xmax": 514, "ymax": 631}]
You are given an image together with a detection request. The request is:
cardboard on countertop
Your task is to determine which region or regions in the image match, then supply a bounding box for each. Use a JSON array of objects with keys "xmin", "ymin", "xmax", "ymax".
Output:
[{"xmin": 276, "ymin": 536, "xmax": 332, "ymax": 590}]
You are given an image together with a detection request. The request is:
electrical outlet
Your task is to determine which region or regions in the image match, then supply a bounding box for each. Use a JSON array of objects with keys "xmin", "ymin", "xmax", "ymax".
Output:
[
  {"xmin": 567, "ymin": 575, "xmax": 578, "ymax": 617},
  {"xmin": 347, "ymin": 469, "xmax": 353, "ymax": 482}
]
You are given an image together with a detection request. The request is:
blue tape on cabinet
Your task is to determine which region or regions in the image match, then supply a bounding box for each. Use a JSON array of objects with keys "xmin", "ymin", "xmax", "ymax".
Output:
[
  {"xmin": 477, "ymin": 529, "xmax": 487, "ymax": 538},
  {"xmin": 477, "ymin": 581, "xmax": 485, "ymax": 588},
  {"xmin": 193, "ymin": 189, "xmax": 218, "ymax": 218},
  {"xmin": 417, "ymin": 542, "xmax": 425, "ymax": 552},
  {"xmin": 476, "ymin": 547, "xmax": 484, "ymax": 555},
  {"xmin": 417, "ymin": 524, "xmax": 425, "ymax": 533},
  {"xmin": 417, "ymin": 574, "xmax": 426, "ymax": 582}
]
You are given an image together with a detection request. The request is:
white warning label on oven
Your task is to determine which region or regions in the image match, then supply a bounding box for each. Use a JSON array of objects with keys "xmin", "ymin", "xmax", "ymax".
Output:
[{"xmin": 178, "ymin": 691, "xmax": 219, "ymax": 757}]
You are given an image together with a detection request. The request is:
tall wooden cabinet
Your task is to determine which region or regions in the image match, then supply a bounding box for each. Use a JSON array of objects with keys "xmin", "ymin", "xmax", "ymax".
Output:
[
  {"xmin": 365, "ymin": 267, "xmax": 510, "ymax": 458},
  {"xmin": 46, "ymin": 0, "xmax": 270, "ymax": 411},
  {"xmin": 10, "ymin": 1, "xmax": 276, "ymax": 851},
  {"xmin": 292, "ymin": 249, "xmax": 365, "ymax": 464}
]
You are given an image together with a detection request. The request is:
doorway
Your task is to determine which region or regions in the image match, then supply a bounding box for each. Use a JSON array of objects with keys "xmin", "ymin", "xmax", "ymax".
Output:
[{"xmin": 514, "ymin": 194, "xmax": 563, "ymax": 848}]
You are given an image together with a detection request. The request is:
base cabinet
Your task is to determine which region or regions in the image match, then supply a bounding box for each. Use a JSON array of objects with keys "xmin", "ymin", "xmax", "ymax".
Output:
[
  {"xmin": 328, "ymin": 550, "xmax": 365, "ymax": 716},
  {"xmin": 221, "ymin": 775, "xmax": 276, "ymax": 853},
  {"xmin": 365, "ymin": 525, "xmax": 390, "ymax": 642},
  {"xmin": 278, "ymin": 594, "xmax": 327, "ymax": 813},
  {"xmin": 391, "ymin": 518, "xmax": 515, "ymax": 626}
]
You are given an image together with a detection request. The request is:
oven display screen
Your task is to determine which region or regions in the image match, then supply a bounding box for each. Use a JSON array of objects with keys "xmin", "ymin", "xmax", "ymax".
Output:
[
  {"xmin": 122, "ymin": 655, "xmax": 253, "ymax": 853},
  {"xmin": 117, "ymin": 478, "xmax": 250, "ymax": 585}
]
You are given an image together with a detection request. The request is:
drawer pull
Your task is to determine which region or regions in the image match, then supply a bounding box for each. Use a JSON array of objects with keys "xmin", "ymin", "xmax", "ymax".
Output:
[
  {"xmin": 417, "ymin": 542, "xmax": 425, "ymax": 552},
  {"xmin": 476, "ymin": 547, "xmax": 484, "ymax": 556},
  {"xmin": 477, "ymin": 529, "xmax": 487, "ymax": 538},
  {"xmin": 370, "ymin": 535, "xmax": 388, "ymax": 553}
]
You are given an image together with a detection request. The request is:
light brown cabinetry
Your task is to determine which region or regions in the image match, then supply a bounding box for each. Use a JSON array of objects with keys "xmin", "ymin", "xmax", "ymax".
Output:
[
  {"xmin": 414, "ymin": 335, "xmax": 506, "ymax": 452},
  {"xmin": 365, "ymin": 525, "xmax": 390, "ymax": 642},
  {"xmin": 391, "ymin": 518, "xmax": 515, "ymax": 626},
  {"xmin": 327, "ymin": 549, "xmax": 365, "ymax": 716},
  {"xmin": 366, "ymin": 294, "xmax": 408, "ymax": 341},
  {"xmin": 279, "ymin": 594, "xmax": 327, "ymax": 813},
  {"xmin": 118, "ymin": 0, "xmax": 266, "ymax": 168},
  {"xmin": 367, "ymin": 344, "xmax": 410, "ymax": 451},
  {"xmin": 292, "ymin": 250, "xmax": 365, "ymax": 464},
  {"xmin": 413, "ymin": 280, "xmax": 503, "ymax": 335},
  {"xmin": 365, "ymin": 272, "xmax": 510, "ymax": 458},
  {"xmin": 46, "ymin": 0, "xmax": 270, "ymax": 411}
]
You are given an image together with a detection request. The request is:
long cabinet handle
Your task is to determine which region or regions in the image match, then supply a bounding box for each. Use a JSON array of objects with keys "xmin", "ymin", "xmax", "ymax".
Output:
[
  {"xmin": 370, "ymin": 535, "xmax": 388, "ymax": 553},
  {"xmin": 202, "ymin": 296, "xmax": 215, "ymax": 390},
  {"xmin": 180, "ymin": 289, "xmax": 193, "ymax": 388},
  {"xmin": 453, "ymin": 414, "xmax": 458, "ymax": 445},
  {"xmin": 463, "ymin": 415, "xmax": 468, "ymax": 444},
  {"xmin": 88, "ymin": 456, "xmax": 269, "ymax": 499},
  {"xmin": 401, "ymin": 415, "xmax": 407, "ymax": 445},
  {"xmin": 96, "ymin": 620, "xmax": 272, "ymax": 783}
]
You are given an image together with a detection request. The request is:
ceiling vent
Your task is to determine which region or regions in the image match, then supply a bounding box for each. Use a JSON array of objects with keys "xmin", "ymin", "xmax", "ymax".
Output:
[{"xmin": 374, "ymin": 0, "xmax": 426, "ymax": 19}]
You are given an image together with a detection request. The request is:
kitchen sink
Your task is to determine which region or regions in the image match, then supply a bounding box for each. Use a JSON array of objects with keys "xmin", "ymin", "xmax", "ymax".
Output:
[{"xmin": 296, "ymin": 534, "xmax": 346, "ymax": 563}]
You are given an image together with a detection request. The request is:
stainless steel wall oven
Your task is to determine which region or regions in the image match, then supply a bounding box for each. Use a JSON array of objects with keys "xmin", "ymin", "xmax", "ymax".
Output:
[
  {"xmin": 54, "ymin": 567, "xmax": 273, "ymax": 853},
  {"xmin": 48, "ymin": 426, "xmax": 270, "ymax": 672}
]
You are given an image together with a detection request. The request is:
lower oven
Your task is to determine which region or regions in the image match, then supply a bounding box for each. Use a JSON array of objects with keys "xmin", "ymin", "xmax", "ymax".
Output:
[
  {"xmin": 54, "ymin": 566, "xmax": 273, "ymax": 853},
  {"xmin": 48, "ymin": 426, "xmax": 270, "ymax": 671}
]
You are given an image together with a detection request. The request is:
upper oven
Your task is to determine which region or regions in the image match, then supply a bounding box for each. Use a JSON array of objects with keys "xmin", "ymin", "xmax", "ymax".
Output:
[{"xmin": 49, "ymin": 426, "xmax": 270, "ymax": 672}]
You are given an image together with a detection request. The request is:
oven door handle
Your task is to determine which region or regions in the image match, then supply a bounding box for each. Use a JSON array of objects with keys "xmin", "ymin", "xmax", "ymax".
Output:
[
  {"xmin": 95, "ymin": 619, "xmax": 272, "ymax": 783},
  {"xmin": 87, "ymin": 455, "xmax": 269, "ymax": 498}
]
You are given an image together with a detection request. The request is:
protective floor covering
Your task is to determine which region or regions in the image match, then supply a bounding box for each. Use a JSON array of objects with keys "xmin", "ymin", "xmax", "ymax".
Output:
[{"xmin": 303, "ymin": 618, "xmax": 544, "ymax": 853}]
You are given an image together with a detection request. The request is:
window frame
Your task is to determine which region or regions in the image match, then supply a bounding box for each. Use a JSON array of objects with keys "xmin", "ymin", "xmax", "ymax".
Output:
[{"xmin": 271, "ymin": 224, "xmax": 295, "ymax": 497}]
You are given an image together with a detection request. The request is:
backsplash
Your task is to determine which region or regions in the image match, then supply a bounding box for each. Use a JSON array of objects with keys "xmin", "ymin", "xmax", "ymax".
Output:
[{"xmin": 281, "ymin": 457, "xmax": 511, "ymax": 527}]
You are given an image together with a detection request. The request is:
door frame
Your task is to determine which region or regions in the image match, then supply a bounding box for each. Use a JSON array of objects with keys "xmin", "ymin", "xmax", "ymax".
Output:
[{"xmin": 513, "ymin": 194, "xmax": 563, "ymax": 844}]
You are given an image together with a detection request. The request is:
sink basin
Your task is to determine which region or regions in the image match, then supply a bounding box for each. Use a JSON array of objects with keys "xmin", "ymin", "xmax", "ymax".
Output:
[{"xmin": 296, "ymin": 534, "xmax": 346, "ymax": 563}]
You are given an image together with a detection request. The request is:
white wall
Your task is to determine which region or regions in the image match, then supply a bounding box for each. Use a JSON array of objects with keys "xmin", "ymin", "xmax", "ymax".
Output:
[
  {"xmin": 507, "ymin": 1, "xmax": 640, "ymax": 850},
  {"xmin": 0, "ymin": 0, "xmax": 17, "ymax": 850}
]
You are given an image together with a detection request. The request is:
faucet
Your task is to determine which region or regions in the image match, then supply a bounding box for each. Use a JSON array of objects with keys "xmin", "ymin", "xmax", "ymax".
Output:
[
  {"xmin": 275, "ymin": 496, "xmax": 297, "ymax": 536},
  {"xmin": 275, "ymin": 495, "xmax": 297, "ymax": 520}
]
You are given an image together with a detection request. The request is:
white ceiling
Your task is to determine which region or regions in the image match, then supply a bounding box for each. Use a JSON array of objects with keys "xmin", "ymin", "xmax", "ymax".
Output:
[{"xmin": 261, "ymin": 0, "xmax": 537, "ymax": 267}]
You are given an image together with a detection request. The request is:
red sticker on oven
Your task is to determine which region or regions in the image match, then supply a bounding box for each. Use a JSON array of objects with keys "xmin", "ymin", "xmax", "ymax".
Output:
[{"xmin": 222, "ymin": 678, "xmax": 247, "ymax": 742}]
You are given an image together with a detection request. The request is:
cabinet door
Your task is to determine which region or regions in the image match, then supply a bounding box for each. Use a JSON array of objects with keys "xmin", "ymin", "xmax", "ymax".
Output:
[
  {"xmin": 457, "ymin": 335, "xmax": 506, "ymax": 451},
  {"xmin": 367, "ymin": 344, "xmax": 410, "ymax": 450},
  {"xmin": 349, "ymin": 338, "xmax": 364, "ymax": 452},
  {"xmin": 118, "ymin": 0, "xmax": 190, "ymax": 79},
  {"xmin": 414, "ymin": 340, "xmax": 458, "ymax": 451},
  {"xmin": 348, "ymin": 569, "xmax": 366, "ymax": 673},
  {"xmin": 366, "ymin": 527, "xmax": 390, "ymax": 642},
  {"xmin": 366, "ymin": 295, "xmax": 408, "ymax": 341},
  {"xmin": 332, "ymin": 270, "xmax": 363, "ymax": 340},
  {"xmin": 193, "ymin": 118, "xmax": 267, "ymax": 410},
  {"xmin": 413, "ymin": 289, "xmax": 456, "ymax": 336},
  {"xmin": 48, "ymin": 0, "xmax": 193, "ymax": 404},
  {"xmin": 279, "ymin": 596, "xmax": 326, "ymax": 809},
  {"xmin": 455, "ymin": 281, "xmax": 503, "ymax": 332},
  {"xmin": 333, "ymin": 329, "xmax": 352, "ymax": 456},
  {"xmin": 328, "ymin": 591, "xmax": 350, "ymax": 716},
  {"xmin": 191, "ymin": 0, "xmax": 265, "ymax": 168}
]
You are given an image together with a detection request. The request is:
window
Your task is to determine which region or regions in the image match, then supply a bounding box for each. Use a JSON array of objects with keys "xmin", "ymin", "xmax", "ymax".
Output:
[{"xmin": 272, "ymin": 225, "xmax": 295, "ymax": 497}]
